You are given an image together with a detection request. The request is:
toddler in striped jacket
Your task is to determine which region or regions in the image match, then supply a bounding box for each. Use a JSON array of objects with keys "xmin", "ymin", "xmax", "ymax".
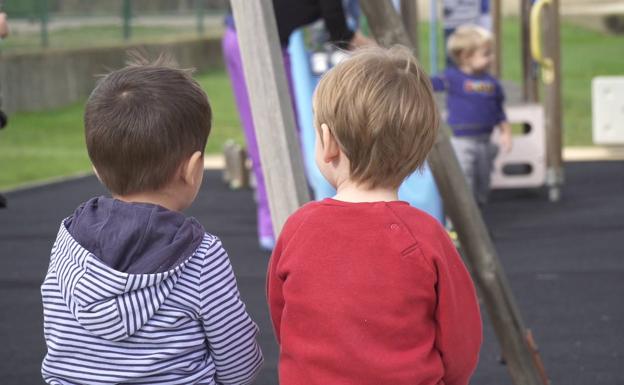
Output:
[{"xmin": 41, "ymin": 55, "xmax": 263, "ymax": 385}]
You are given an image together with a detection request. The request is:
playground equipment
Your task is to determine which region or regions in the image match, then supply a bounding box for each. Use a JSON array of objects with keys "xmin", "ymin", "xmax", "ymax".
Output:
[
  {"xmin": 288, "ymin": 30, "xmax": 444, "ymax": 222},
  {"xmin": 229, "ymin": 0, "xmax": 554, "ymax": 384},
  {"xmin": 592, "ymin": 76, "xmax": 624, "ymax": 145},
  {"xmin": 425, "ymin": 0, "xmax": 562, "ymax": 200},
  {"xmin": 491, "ymin": 103, "xmax": 546, "ymax": 188},
  {"xmin": 287, "ymin": 0, "xmax": 560, "ymax": 203},
  {"xmin": 359, "ymin": 1, "xmax": 551, "ymax": 384}
]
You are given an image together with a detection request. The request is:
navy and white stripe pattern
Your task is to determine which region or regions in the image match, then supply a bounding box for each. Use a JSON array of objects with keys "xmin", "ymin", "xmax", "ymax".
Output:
[{"xmin": 41, "ymin": 220, "xmax": 263, "ymax": 385}]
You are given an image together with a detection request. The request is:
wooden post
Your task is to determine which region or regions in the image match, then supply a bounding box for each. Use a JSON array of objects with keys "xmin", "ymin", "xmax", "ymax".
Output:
[
  {"xmin": 543, "ymin": 0, "xmax": 563, "ymax": 201},
  {"xmin": 39, "ymin": 0, "xmax": 49, "ymax": 48},
  {"xmin": 122, "ymin": 0, "xmax": 132, "ymax": 41},
  {"xmin": 491, "ymin": 0, "xmax": 502, "ymax": 77},
  {"xmin": 400, "ymin": 0, "xmax": 419, "ymax": 57},
  {"xmin": 230, "ymin": 0, "xmax": 310, "ymax": 234},
  {"xmin": 359, "ymin": 1, "xmax": 546, "ymax": 384},
  {"xmin": 521, "ymin": 0, "xmax": 539, "ymax": 102}
]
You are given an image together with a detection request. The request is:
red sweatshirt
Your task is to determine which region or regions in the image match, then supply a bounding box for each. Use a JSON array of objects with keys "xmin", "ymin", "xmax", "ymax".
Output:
[{"xmin": 267, "ymin": 198, "xmax": 482, "ymax": 385}]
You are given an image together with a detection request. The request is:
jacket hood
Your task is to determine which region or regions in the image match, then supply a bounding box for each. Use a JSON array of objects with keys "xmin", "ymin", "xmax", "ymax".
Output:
[
  {"xmin": 67, "ymin": 196, "xmax": 204, "ymax": 274},
  {"xmin": 50, "ymin": 197, "xmax": 206, "ymax": 341}
]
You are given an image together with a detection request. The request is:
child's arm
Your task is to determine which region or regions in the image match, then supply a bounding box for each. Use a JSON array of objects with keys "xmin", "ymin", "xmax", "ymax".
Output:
[
  {"xmin": 267, "ymin": 231, "xmax": 286, "ymax": 343},
  {"xmin": 266, "ymin": 209, "xmax": 308, "ymax": 343},
  {"xmin": 496, "ymin": 81, "xmax": 512, "ymax": 153},
  {"xmin": 200, "ymin": 239, "xmax": 263, "ymax": 385},
  {"xmin": 434, "ymin": 232, "xmax": 482, "ymax": 385},
  {"xmin": 430, "ymin": 73, "xmax": 448, "ymax": 92},
  {"xmin": 498, "ymin": 121, "xmax": 513, "ymax": 153},
  {"xmin": 429, "ymin": 67, "xmax": 451, "ymax": 92}
]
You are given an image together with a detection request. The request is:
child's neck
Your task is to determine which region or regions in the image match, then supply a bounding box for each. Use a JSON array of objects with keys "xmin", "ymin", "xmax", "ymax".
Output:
[
  {"xmin": 113, "ymin": 188, "xmax": 187, "ymax": 212},
  {"xmin": 459, "ymin": 64, "xmax": 476, "ymax": 75},
  {"xmin": 459, "ymin": 64, "xmax": 487, "ymax": 76},
  {"xmin": 333, "ymin": 179, "xmax": 399, "ymax": 203}
]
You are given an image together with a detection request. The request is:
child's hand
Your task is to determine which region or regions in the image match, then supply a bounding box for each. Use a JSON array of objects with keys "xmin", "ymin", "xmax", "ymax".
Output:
[
  {"xmin": 499, "ymin": 122, "xmax": 513, "ymax": 153},
  {"xmin": 349, "ymin": 30, "xmax": 376, "ymax": 50}
]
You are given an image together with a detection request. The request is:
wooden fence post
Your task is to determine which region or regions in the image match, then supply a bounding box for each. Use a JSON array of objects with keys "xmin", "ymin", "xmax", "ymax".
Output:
[
  {"xmin": 230, "ymin": 0, "xmax": 310, "ymax": 234},
  {"xmin": 359, "ymin": 1, "xmax": 546, "ymax": 384}
]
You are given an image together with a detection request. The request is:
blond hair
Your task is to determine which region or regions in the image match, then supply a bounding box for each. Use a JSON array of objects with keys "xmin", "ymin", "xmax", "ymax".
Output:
[
  {"xmin": 447, "ymin": 25, "xmax": 493, "ymax": 65},
  {"xmin": 314, "ymin": 46, "xmax": 439, "ymax": 189}
]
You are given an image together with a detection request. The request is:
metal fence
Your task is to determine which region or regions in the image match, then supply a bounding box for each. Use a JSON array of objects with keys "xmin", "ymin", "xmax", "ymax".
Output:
[{"xmin": 0, "ymin": 0, "xmax": 228, "ymax": 52}]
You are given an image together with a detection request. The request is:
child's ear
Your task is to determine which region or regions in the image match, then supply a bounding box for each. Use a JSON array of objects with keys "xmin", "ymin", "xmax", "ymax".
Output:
[
  {"xmin": 182, "ymin": 151, "xmax": 204, "ymax": 186},
  {"xmin": 320, "ymin": 123, "xmax": 340, "ymax": 163},
  {"xmin": 92, "ymin": 166, "xmax": 102, "ymax": 182}
]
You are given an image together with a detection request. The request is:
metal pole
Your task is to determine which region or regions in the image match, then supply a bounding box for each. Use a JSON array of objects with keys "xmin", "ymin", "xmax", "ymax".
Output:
[
  {"xmin": 39, "ymin": 0, "xmax": 49, "ymax": 48},
  {"xmin": 491, "ymin": 0, "xmax": 502, "ymax": 77},
  {"xmin": 122, "ymin": 0, "xmax": 132, "ymax": 41},
  {"xmin": 429, "ymin": 0, "xmax": 438, "ymax": 73},
  {"xmin": 543, "ymin": 0, "xmax": 563, "ymax": 201},
  {"xmin": 196, "ymin": 0, "xmax": 205, "ymax": 36},
  {"xmin": 359, "ymin": 1, "xmax": 548, "ymax": 384}
]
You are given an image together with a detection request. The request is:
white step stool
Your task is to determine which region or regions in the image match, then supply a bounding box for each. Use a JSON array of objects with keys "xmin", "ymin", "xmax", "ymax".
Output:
[
  {"xmin": 491, "ymin": 103, "xmax": 546, "ymax": 189},
  {"xmin": 592, "ymin": 76, "xmax": 624, "ymax": 145}
]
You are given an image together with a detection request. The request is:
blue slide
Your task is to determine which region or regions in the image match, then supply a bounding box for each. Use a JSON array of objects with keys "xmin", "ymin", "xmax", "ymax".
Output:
[{"xmin": 288, "ymin": 30, "xmax": 445, "ymax": 223}]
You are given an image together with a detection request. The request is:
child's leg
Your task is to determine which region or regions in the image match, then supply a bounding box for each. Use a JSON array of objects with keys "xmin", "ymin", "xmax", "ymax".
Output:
[
  {"xmin": 450, "ymin": 137, "xmax": 478, "ymax": 196},
  {"xmin": 475, "ymin": 140, "xmax": 499, "ymax": 204}
]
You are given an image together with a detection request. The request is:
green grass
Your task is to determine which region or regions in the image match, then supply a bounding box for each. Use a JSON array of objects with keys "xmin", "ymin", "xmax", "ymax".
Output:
[
  {"xmin": 1, "ymin": 19, "xmax": 622, "ymax": 190},
  {"xmin": 557, "ymin": 23, "xmax": 624, "ymax": 145},
  {"xmin": 0, "ymin": 70, "xmax": 242, "ymax": 190},
  {"xmin": 198, "ymin": 70, "xmax": 246, "ymax": 153},
  {"xmin": 498, "ymin": 19, "xmax": 624, "ymax": 146},
  {"xmin": 0, "ymin": 101, "xmax": 89, "ymax": 189}
]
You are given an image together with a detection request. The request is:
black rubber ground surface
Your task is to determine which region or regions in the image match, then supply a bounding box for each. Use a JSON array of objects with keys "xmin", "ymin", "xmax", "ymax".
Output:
[{"xmin": 1, "ymin": 161, "xmax": 622, "ymax": 384}]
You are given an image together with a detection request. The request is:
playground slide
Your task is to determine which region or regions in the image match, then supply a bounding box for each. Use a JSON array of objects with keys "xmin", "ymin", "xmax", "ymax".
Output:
[{"xmin": 288, "ymin": 30, "xmax": 444, "ymax": 223}]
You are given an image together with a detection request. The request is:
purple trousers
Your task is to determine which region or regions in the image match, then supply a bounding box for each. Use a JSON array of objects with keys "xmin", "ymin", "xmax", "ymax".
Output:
[{"xmin": 222, "ymin": 26, "xmax": 298, "ymax": 240}]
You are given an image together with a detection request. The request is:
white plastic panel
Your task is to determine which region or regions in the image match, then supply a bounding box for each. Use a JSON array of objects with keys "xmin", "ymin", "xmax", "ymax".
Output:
[
  {"xmin": 592, "ymin": 76, "xmax": 624, "ymax": 145},
  {"xmin": 491, "ymin": 103, "xmax": 546, "ymax": 189}
]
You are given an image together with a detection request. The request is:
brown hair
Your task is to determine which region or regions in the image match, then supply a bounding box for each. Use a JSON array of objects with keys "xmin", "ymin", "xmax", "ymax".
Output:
[
  {"xmin": 85, "ymin": 54, "xmax": 212, "ymax": 195},
  {"xmin": 314, "ymin": 45, "xmax": 439, "ymax": 189},
  {"xmin": 447, "ymin": 24, "xmax": 493, "ymax": 65}
]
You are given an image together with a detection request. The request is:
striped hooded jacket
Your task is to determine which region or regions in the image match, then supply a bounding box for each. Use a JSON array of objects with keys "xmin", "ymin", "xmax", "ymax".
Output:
[{"xmin": 41, "ymin": 197, "xmax": 263, "ymax": 384}]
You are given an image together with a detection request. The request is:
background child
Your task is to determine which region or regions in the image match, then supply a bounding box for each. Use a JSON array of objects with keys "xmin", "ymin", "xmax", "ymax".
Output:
[
  {"xmin": 267, "ymin": 46, "xmax": 482, "ymax": 385},
  {"xmin": 41, "ymin": 56, "xmax": 263, "ymax": 384},
  {"xmin": 431, "ymin": 24, "xmax": 512, "ymax": 205}
]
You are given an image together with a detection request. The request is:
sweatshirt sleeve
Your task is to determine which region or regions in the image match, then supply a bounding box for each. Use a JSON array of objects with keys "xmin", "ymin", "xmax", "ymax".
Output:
[
  {"xmin": 433, "ymin": 231, "xmax": 482, "ymax": 385},
  {"xmin": 267, "ymin": 231, "xmax": 285, "ymax": 343},
  {"xmin": 430, "ymin": 70, "xmax": 449, "ymax": 92},
  {"xmin": 496, "ymin": 80, "xmax": 507, "ymax": 123},
  {"xmin": 266, "ymin": 207, "xmax": 310, "ymax": 344},
  {"xmin": 200, "ymin": 238, "xmax": 263, "ymax": 385}
]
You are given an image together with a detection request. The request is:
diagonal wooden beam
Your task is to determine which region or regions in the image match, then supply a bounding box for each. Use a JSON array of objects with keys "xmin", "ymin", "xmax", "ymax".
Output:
[
  {"xmin": 360, "ymin": 1, "xmax": 546, "ymax": 384},
  {"xmin": 230, "ymin": 0, "xmax": 310, "ymax": 234},
  {"xmin": 400, "ymin": 0, "xmax": 420, "ymax": 56}
]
